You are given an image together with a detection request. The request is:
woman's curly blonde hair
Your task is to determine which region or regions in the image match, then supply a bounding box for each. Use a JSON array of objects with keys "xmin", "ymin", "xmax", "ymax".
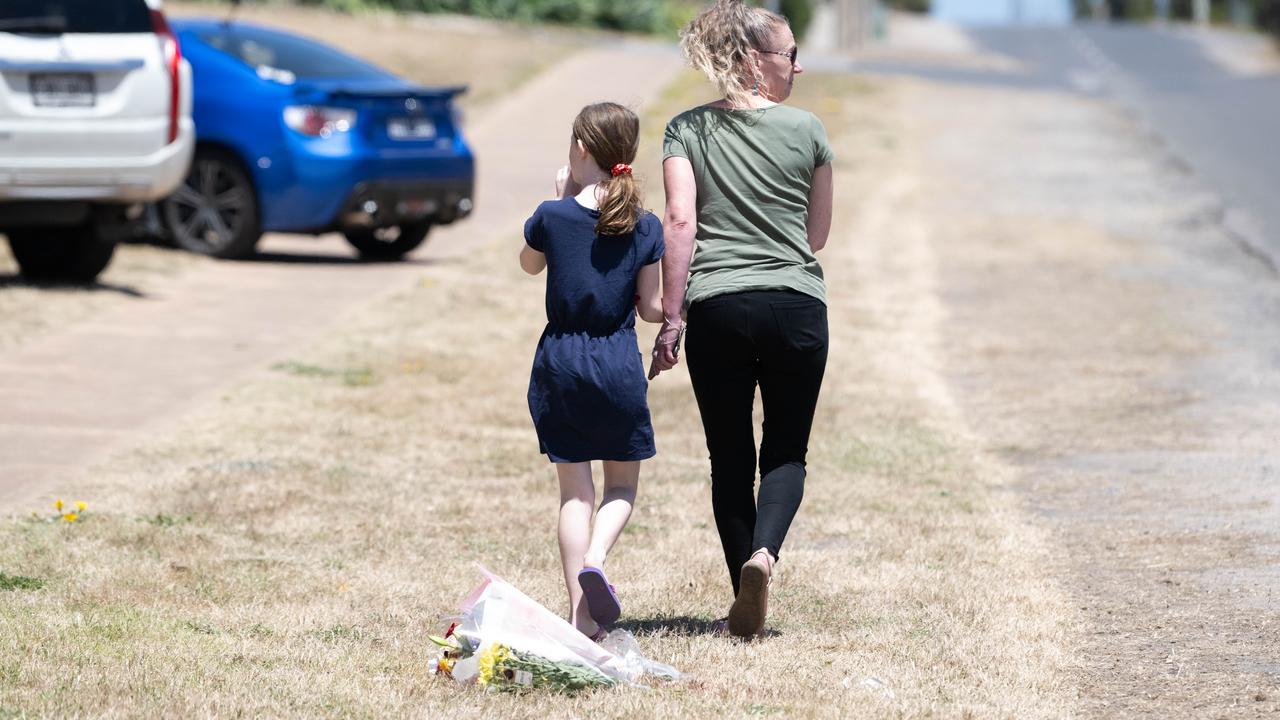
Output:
[{"xmin": 679, "ymin": 0, "xmax": 790, "ymax": 107}]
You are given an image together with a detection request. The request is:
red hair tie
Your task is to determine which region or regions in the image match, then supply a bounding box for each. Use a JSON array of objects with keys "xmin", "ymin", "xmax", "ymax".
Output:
[{"xmin": 611, "ymin": 163, "xmax": 633, "ymax": 177}]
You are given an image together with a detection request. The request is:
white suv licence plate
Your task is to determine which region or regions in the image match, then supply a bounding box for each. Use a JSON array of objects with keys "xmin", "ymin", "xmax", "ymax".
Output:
[
  {"xmin": 30, "ymin": 73, "xmax": 96, "ymax": 108},
  {"xmin": 388, "ymin": 117, "xmax": 435, "ymax": 140}
]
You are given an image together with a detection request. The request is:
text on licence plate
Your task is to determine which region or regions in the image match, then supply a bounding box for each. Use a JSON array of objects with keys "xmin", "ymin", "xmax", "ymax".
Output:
[
  {"xmin": 388, "ymin": 117, "xmax": 436, "ymax": 140},
  {"xmin": 30, "ymin": 73, "xmax": 95, "ymax": 108}
]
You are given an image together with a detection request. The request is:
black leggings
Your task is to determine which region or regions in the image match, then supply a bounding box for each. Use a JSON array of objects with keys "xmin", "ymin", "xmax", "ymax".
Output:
[{"xmin": 685, "ymin": 290, "xmax": 829, "ymax": 595}]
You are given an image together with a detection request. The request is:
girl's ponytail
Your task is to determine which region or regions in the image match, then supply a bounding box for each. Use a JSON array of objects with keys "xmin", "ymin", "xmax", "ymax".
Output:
[
  {"xmin": 572, "ymin": 103, "xmax": 644, "ymax": 237},
  {"xmin": 596, "ymin": 164, "xmax": 642, "ymax": 237}
]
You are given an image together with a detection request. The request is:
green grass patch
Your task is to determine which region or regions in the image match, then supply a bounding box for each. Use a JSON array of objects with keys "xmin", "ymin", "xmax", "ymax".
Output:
[
  {"xmin": 0, "ymin": 572, "xmax": 44, "ymax": 592},
  {"xmin": 271, "ymin": 361, "xmax": 377, "ymax": 387},
  {"xmin": 142, "ymin": 513, "xmax": 192, "ymax": 528}
]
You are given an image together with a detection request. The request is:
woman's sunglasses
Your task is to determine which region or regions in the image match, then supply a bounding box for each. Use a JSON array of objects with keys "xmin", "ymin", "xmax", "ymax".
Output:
[{"xmin": 759, "ymin": 46, "xmax": 799, "ymax": 64}]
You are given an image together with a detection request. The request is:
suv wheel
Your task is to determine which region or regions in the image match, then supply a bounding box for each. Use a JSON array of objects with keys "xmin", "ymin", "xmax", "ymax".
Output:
[
  {"xmin": 163, "ymin": 148, "xmax": 261, "ymax": 259},
  {"xmin": 6, "ymin": 225, "xmax": 116, "ymax": 283},
  {"xmin": 343, "ymin": 221, "xmax": 432, "ymax": 261}
]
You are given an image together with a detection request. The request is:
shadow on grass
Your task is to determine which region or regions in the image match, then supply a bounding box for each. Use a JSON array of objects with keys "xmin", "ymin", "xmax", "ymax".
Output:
[
  {"xmin": 0, "ymin": 274, "xmax": 146, "ymax": 297},
  {"xmin": 244, "ymin": 251, "xmax": 456, "ymax": 267},
  {"xmin": 617, "ymin": 616, "xmax": 720, "ymax": 636},
  {"xmin": 616, "ymin": 615, "xmax": 782, "ymax": 640}
]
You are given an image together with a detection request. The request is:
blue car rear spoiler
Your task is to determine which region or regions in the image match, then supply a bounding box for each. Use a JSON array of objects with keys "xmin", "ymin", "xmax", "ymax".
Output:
[{"xmin": 298, "ymin": 84, "xmax": 469, "ymax": 101}]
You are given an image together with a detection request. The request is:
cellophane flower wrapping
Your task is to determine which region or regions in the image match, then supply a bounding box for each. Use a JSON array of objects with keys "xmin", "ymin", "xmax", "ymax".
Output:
[{"xmin": 438, "ymin": 565, "xmax": 682, "ymax": 691}]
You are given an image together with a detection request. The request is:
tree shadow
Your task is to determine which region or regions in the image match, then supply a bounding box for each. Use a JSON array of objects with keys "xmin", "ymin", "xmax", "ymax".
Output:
[{"xmin": 0, "ymin": 273, "xmax": 146, "ymax": 297}]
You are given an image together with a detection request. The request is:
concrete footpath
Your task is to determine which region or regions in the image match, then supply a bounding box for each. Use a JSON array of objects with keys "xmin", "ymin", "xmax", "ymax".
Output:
[{"xmin": 0, "ymin": 44, "xmax": 684, "ymax": 509}]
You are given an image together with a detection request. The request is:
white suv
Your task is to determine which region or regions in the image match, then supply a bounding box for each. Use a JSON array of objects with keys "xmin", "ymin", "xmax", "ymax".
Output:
[{"xmin": 0, "ymin": 0, "xmax": 194, "ymax": 282}]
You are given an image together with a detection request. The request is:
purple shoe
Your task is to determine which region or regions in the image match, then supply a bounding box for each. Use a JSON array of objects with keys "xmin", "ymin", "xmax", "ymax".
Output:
[{"xmin": 577, "ymin": 567, "xmax": 621, "ymax": 627}]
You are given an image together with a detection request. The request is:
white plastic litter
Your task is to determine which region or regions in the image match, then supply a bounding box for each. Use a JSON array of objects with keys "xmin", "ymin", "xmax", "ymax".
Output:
[{"xmin": 860, "ymin": 676, "xmax": 896, "ymax": 699}]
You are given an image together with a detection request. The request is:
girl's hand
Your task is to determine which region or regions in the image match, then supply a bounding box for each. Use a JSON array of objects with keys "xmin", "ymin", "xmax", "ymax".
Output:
[
  {"xmin": 555, "ymin": 165, "xmax": 570, "ymax": 197},
  {"xmin": 556, "ymin": 165, "xmax": 584, "ymax": 199}
]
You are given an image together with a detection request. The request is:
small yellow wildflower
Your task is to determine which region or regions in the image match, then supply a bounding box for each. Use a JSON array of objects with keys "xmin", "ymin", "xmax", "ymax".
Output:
[
  {"xmin": 76, "ymin": 501, "xmax": 87, "ymax": 512},
  {"xmin": 54, "ymin": 499, "xmax": 63, "ymax": 512},
  {"xmin": 477, "ymin": 643, "xmax": 509, "ymax": 686},
  {"xmin": 62, "ymin": 513, "xmax": 79, "ymax": 523}
]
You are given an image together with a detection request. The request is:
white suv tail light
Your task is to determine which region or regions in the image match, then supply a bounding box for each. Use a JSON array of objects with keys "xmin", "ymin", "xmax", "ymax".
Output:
[
  {"xmin": 283, "ymin": 106, "xmax": 357, "ymax": 138},
  {"xmin": 150, "ymin": 9, "xmax": 182, "ymax": 145}
]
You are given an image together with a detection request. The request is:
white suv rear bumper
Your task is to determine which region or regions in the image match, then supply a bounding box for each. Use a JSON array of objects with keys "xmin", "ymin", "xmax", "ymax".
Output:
[{"xmin": 0, "ymin": 119, "xmax": 194, "ymax": 203}]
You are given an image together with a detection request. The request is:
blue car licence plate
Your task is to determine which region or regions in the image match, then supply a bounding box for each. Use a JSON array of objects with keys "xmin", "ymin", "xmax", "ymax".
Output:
[{"xmin": 387, "ymin": 117, "xmax": 436, "ymax": 140}]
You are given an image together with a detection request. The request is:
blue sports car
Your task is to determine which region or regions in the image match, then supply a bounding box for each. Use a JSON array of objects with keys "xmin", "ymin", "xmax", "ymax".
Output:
[{"xmin": 162, "ymin": 19, "xmax": 474, "ymax": 259}]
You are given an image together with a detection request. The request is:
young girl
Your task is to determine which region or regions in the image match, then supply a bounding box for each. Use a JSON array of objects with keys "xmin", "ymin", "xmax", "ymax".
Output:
[{"xmin": 519, "ymin": 102, "xmax": 664, "ymax": 641}]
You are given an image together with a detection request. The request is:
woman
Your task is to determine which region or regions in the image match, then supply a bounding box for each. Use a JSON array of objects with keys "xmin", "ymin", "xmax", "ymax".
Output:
[{"xmin": 651, "ymin": 0, "xmax": 834, "ymax": 638}]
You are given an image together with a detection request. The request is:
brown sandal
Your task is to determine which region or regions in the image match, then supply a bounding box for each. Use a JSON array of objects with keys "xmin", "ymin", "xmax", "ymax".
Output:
[{"xmin": 728, "ymin": 551, "xmax": 773, "ymax": 638}]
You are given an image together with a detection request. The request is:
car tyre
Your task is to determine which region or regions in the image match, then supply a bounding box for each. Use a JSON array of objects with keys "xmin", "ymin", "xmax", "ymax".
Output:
[
  {"xmin": 343, "ymin": 221, "xmax": 431, "ymax": 261},
  {"xmin": 6, "ymin": 226, "xmax": 116, "ymax": 283},
  {"xmin": 162, "ymin": 148, "xmax": 262, "ymax": 259}
]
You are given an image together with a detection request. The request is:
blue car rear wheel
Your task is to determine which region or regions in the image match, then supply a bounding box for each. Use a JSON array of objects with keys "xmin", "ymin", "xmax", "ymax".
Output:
[
  {"xmin": 342, "ymin": 220, "xmax": 431, "ymax": 261},
  {"xmin": 163, "ymin": 148, "xmax": 261, "ymax": 260}
]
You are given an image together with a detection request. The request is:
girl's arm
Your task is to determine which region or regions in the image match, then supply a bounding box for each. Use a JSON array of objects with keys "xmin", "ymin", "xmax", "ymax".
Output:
[
  {"xmin": 519, "ymin": 245, "xmax": 546, "ymax": 275},
  {"xmin": 635, "ymin": 262, "xmax": 662, "ymax": 323},
  {"xmin": 651, "ymin": 156, "xmax": 697, "ymax": 374},
  {"xmin": 807, "ymin": 163, "xmax": 834, "ymax": 253}
]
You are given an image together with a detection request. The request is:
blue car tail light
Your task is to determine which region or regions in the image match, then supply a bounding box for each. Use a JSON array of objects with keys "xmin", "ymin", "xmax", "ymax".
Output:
[{"xmin": 283, "ymin": 105, "xmax": 357, "ymax": 138}]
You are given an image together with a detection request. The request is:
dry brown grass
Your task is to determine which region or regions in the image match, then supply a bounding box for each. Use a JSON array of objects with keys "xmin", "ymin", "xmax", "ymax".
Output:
[{"xmin": 0, "ymin": 72, "xmax": 1078, "ymax": 718}]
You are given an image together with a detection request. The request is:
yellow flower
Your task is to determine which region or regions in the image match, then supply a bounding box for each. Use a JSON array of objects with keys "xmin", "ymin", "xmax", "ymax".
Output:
[
  {"xmin": 435, "ymin": 655, "xmax": 456, "ymax": 676},
  {"xmin": 62, "ymin": 513, "xmax": 79, "ymax": 523},
  {"xmin": 476, "ymin": 643, "xmax": 509, "ymax": 686},
  {"xmin": 54, "ymin": 499, "xmax": 63, "ymax": 512},
  {"xmin": 76, "ymin": 501, "xmax": 87, "ymax": 512}
]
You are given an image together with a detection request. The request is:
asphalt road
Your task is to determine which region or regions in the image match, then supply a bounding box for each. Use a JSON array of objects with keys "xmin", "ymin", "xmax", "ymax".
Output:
[{"xmin": 968, "ymin": 22, "xmax": 1280, "ymax": 265}]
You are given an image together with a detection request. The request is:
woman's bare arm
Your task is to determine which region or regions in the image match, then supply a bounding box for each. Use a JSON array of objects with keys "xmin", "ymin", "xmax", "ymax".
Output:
[
  {"xmin": 635, "ymin": 261, "xmax": 663, "ymax": 323},
  {"xmin": 652, "ymin": 156, "xmax": 697, "ymax": 373},
  {"xmin": 807, "ymin": 163, "xmax": 833, "ymax": 253}
]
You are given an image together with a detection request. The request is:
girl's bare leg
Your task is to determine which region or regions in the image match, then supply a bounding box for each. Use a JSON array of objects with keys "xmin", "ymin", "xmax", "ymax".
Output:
[
  {"xmin": 584, "ymin": 460, "xmax": 640, "ymax": 570},
  {"xmin": 557, "ymin": 461, "xmax": 599, "ymax": 636}
]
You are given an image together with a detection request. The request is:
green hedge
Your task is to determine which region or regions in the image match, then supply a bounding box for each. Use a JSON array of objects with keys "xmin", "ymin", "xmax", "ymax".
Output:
[
  {"xmin": 884, "ymin": 0, "xmax": 930, "ymax": 12},
  {"xmin": 288, "ymin": 0, "xmax": 817, "ymax": 38},
  {"xmin": 291, "ymin": 0, "xmax": 702, "ymax": 34},
  {"xmin": 1097, "ymin": 0, "xmax": 1280, "ymax": 33}
]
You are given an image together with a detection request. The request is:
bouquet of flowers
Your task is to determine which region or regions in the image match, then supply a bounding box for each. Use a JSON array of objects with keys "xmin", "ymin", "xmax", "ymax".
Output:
[{"xmin": 432, "ymin": 565, "xmax": 681, "ymax": 694}]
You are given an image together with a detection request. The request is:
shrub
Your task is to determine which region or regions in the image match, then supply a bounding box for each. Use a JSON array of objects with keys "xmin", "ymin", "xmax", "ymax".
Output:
[
  {"xmin": 1258, "ymin": 0, "xmax": 1280, "ymax": 39},
  {"xmin": 885, "ymin": 0, "xmax": 931, "ymax": 12},
  {"xmin": 778, "ymin": 0, "xmax": 815, "ymax": 41}
]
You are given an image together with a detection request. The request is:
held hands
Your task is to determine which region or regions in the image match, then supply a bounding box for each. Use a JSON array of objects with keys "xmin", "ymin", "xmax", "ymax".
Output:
[{"xmin": 648, "ymin": 317, "xmax": 685, "ymax": 380}]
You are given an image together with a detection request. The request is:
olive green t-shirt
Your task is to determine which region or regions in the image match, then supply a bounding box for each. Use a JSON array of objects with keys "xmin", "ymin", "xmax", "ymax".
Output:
[{"xmin": 662, "ymin": 104, "xmax": 833, "ymax": 307}]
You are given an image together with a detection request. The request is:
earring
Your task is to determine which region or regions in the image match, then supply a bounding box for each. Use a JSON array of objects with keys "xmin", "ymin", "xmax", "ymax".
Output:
[{"xmin": 752, "ymin": 79, "xmax": 761, "ymax": 96}]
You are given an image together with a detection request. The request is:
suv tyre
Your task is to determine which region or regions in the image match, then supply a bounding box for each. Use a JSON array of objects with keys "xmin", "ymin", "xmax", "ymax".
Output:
[{"xmin": 7, "ymin": 225, "xmax": 116, "ymax": 283}]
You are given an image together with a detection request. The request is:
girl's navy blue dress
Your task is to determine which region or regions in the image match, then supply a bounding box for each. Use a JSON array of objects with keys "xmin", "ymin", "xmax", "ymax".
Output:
[{"xmin": 525, "ymin": 197, "xmax": 664, "ymax": 463}]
